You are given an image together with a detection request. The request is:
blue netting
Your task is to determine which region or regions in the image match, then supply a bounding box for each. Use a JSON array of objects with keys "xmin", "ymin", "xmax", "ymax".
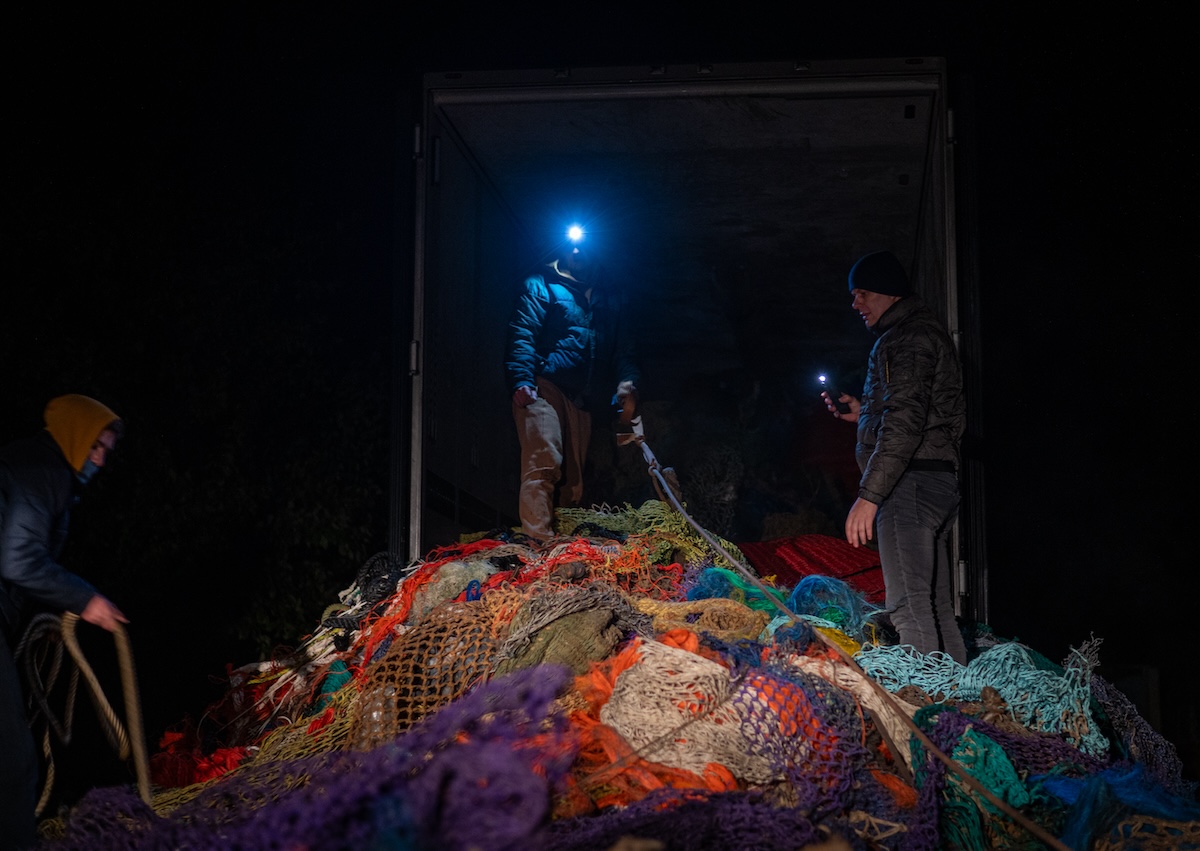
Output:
[
  {"xmin": 857, "ymin": 640, "xmax": 1109, "ymax": 756},
  {"xmin": 786, "ymin": 574, "xmax": 877, "ymax": 637}
]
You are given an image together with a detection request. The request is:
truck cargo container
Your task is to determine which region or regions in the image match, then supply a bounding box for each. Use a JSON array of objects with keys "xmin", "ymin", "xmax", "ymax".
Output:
[{"xmin": 394, "ymin": 56, "xmax": 985, "ymax": 624}]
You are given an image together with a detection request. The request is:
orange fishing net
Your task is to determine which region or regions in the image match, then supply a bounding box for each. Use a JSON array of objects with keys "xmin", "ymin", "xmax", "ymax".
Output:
[{"xmin": 558, "ymin": 629, "xmax": 741, "ymax": 815}]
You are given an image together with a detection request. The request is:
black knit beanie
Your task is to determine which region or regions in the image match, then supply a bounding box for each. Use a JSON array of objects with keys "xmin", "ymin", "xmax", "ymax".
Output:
[{"xmin": 848, "ymin": 251, "xmax": 910, "ymax": 297}]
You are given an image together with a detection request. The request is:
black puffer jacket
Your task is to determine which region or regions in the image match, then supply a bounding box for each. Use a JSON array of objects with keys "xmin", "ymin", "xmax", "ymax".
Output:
[
  {"xmin": 855, "ymin": 295, "xmax": 965, "ymax": 504},
  {"xmin": 504, "ymin": 264, "xmax": 639, "ymax": 411},
  {"xmin": 0, "ymin": 431, "xmax": 96, "ymax": 644}
]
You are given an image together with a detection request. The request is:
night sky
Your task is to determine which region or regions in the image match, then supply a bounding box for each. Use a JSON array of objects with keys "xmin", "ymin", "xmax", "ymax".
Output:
[{"xmin": 5, "ymin": 3, "xmax": 1193, "ymax": 798}]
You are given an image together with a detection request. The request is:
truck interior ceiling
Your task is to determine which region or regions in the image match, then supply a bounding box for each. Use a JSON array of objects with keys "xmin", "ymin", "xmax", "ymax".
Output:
[{"xmin": 405, "ymin": 58, "xmax": 965, "ymax": 578}]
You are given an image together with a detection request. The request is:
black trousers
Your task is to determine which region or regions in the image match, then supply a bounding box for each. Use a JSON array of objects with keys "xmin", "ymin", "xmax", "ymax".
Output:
[{"xmin": 1, "ymin": 633, "xmax": 38, "ymax": 851}]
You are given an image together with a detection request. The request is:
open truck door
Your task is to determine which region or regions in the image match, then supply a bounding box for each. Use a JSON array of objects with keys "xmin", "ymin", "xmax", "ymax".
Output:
[{"xmin": 395, "ymin": 57, "xmax": 986, "ymax": 628}]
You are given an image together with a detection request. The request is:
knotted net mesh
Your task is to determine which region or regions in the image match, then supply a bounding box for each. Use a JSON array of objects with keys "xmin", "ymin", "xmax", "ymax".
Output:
[{"xmin": 36, "ymin": 502, "xmax": 1199, "ymax": 850}]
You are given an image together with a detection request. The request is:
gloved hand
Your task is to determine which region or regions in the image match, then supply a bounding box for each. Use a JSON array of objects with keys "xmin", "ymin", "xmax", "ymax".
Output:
[
  {"xmin": 613, "ymin": 381, "xmax": 641, "ymax": 446},
  {"xmin": 613, "ymin": 381, "xmax": 637, "ymax": 423}
]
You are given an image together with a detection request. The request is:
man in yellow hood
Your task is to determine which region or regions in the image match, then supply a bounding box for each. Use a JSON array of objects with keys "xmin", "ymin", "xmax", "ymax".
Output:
[{"xmin": 1, "ymin": 394, "xmax": 129, "ymax": 848}]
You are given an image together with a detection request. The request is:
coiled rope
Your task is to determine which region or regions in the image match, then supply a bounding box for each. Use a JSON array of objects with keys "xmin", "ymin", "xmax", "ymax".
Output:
[
  {"xmin": 15, "ymin": 611, "xmax": 151, "ymax": 812},
  {"xmin": 628, "ymin": 427, "xmax": 1072, "ymax": 851}
]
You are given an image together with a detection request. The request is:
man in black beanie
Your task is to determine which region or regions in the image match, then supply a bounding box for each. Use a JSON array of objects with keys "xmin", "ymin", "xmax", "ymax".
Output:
[{"xmin": 822, "ymin": 251, "xmax": 968, "ymax": 663}]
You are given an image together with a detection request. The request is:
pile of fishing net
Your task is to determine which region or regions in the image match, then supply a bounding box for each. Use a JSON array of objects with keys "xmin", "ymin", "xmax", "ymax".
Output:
[{"xmin": 39, "ymin": 500, "xmax": 1200, "ymax": 850}]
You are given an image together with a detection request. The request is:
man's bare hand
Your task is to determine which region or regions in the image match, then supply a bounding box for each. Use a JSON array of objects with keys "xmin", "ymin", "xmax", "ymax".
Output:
[
  {"xmin": 845, "ymin": 497, "xmax": 878, "ymax": 548},
  {"xmin": 513, "ymin": 385, "xmax": 538, "ymax": 407},
  {"xmin": 823, "ymin": 391, "xmax": 861, "ymax": 422},
  {"xmin": 81, "ymin": 594, "xmax": 129, "ymax": 632}
]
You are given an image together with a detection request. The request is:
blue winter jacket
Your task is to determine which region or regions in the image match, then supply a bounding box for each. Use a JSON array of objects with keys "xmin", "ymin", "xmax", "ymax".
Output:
[{"xmin": 504, "ymin": 263, "xmax": 639, "ymax": 411}]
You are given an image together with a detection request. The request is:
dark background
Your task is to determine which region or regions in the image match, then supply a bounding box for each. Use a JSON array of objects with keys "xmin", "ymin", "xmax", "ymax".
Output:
[{"xmin": 4, "ymin": 3, "xmax": 1193, "ymax": 801}]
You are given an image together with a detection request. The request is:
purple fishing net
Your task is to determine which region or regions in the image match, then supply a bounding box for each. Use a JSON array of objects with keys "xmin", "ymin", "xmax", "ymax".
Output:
[
  {"xmin": 41, "ymin": 665, "xmax": 576, "ymax": 851},
  {"xmin": 1090, "ymin": 673, "xmax": 1196, "ymax": 799},
  {"xmin": 546, "ymin": 787, "xmax": 862, "ymax": 851}
]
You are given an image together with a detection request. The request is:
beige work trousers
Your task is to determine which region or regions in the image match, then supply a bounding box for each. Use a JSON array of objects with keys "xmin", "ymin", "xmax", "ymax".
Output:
[{"xmin": 512, "ymin": 377, "xmax": 591, "ymax": 539}]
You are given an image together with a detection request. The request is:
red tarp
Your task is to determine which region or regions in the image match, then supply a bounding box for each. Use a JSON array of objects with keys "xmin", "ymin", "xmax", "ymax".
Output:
[{"xmin": 737, "ymin": 534, "xmax": 884, "ymax": 603}]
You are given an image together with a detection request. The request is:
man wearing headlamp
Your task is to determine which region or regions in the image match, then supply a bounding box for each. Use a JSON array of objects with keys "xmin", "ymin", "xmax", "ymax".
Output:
[{"xmin": 504, "ymin": 226, "xmax": 640, "ymax": 541}]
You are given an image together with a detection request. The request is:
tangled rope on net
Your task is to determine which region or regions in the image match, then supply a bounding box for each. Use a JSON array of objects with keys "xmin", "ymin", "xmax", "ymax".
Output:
[
  {"xmin": 556, "ymin": 500, "xmax": 743, "ymax": 570},
  {"xmin": 627, "ymin": 446, "xmax": 1078, "ymax": 851},
  {"xmin": 32, "ymin": 435, "xmax": 1196, "ymax": 851}
]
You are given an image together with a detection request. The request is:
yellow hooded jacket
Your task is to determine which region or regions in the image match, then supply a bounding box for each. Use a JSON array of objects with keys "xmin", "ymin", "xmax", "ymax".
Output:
[
  {"xmin": 43, "ymin": 394, "xmax": 122, "ymax": 474},
  {"xmin": 0, "ymin": 395, "xmax": 122, "ymax": 640}
]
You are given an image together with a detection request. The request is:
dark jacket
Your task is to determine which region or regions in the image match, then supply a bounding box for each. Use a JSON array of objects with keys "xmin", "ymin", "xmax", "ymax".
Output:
[
  {"xmin": 0, "ymin": 431, "xmax": 97, "ymax": 644},
  {"xmin": 855, "ymin": 295, "xmax": 965, "ymax": 504},
  {"xmin": 504, "ymin": 263, "xmax": 639, "ymax": 411}
]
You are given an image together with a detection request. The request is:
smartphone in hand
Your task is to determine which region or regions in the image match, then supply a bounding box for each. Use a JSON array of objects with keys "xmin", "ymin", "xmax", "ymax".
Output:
[{"xmin": 818, "ymin": 373, "xmax": 851, "ymax": 414}]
